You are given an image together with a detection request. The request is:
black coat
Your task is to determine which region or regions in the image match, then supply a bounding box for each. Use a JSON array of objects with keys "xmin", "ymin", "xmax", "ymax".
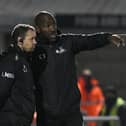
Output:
[
  {"xmin": 33, "ymin": 32, "xmax": 111, "ymax": 118},
  {"xmin": 0, "ymin": 46, "xmax": 35, "ymax": 126}
]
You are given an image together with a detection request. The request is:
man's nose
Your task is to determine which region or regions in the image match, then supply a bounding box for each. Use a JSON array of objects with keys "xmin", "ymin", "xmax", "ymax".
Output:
[{"xmin": 49, "ymin": 25, "xmax": 55, "ymax": 32}]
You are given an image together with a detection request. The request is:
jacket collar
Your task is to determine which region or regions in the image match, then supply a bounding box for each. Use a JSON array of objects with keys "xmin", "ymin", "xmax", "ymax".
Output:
[{"xmin": 8, "ymin": 44, "xmax": 32, "ymax": 60}]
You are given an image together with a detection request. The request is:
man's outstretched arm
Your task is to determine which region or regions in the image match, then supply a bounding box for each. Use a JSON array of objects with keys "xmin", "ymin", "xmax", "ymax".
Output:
[{"xmin": 70, "ymin": 32, "xmax": 124, "ymax": 54}]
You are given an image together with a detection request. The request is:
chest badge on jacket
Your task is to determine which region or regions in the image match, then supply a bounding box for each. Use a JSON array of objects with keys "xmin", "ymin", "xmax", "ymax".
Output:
[
  {"xmin": 38, "ymin": 53, "xmax": 46, "ymax": 60},
  {"xmin": 56, "ymin": 46, "xmax": 67, "ymax": 54},
  {"xmin": 22, "ymin": 64, "xmax": 28, "ymax": 73}
]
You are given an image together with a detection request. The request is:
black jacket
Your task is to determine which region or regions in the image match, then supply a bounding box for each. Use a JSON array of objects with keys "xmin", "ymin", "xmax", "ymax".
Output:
[
  {"xmin": 33, "ymin": 32, "xmax": 111, "ymax": 118},
  {"xmin": 0, "ymin": 46, "xmax": 35, "ymax": 126}
]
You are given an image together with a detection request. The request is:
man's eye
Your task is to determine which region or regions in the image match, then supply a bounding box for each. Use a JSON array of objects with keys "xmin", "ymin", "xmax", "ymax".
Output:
[{"xmin": 42, "ymin": 24, "xmax": 48, "ymax": 27}]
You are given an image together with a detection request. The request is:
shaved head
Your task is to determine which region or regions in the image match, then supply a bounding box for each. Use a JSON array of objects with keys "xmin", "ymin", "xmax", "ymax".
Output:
[{"xmin": 34, "ymin": 11, "xmax": 56, "ymax": 27}]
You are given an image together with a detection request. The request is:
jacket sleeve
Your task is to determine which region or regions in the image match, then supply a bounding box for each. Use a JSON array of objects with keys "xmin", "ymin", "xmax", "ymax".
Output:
[
  {"xmin": 0, "ymin": 60, "xmax": 15, "ymax": 108},
  {"xmin": 70, "ymin": 32, "xmax": 111, "ymax": 54}
]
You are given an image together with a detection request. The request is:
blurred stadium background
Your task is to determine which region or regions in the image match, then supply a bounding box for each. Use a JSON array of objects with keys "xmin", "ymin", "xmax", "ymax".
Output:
[
  {"xmin": 0, "ymin": 0, "xmax": 125, "ymax": 98},
  {"xmin": 0, "ymin": 0, "xmax": 126, "ymax": 125}
]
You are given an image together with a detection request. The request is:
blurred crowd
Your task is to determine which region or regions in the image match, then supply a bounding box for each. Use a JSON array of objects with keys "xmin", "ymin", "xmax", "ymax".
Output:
[{"xmin": 78, "ymin": 68, "xmax": 126, "ymax": 126}]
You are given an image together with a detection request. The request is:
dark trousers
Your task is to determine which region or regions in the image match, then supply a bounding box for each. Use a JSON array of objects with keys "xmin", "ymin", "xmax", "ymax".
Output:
[{"xmin": 37, "ymin": 112, "xmax": 83, "ymax": 126}]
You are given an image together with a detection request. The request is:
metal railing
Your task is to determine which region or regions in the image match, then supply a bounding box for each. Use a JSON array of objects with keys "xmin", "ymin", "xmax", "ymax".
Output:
[
  {"xmin": 31, "ymin": 116, "xmax": 120, "ymax": 126},
  {"xmin": 83, "ymin": 116, "xmax": 120, "ymax": 126}
]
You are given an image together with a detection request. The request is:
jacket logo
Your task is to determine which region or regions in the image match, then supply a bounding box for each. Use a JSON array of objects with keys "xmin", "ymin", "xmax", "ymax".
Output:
[
  {"xmin": 38, "ymin": 53, "xmax": 46, "ymax": 60},
  {"xmin": 22, "ymin": 65, "xmax": 28, "ymax": 73},
  {"xmin": 1, "ymin": 72, "xmax": 15, "ymax": 79},
  {"xmin": 56, "ymin": 47, "xmax": 67, "ymax": 54}
]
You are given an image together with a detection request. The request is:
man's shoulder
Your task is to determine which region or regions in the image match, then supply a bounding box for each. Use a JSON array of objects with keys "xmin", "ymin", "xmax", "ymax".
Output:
[
  {"xmin": 57, "ymin": 33, "xmax": 78, "ymax": 44},
  {"xmin": 0, "ymin": 53, "xmax": 16, "ymax": 74},
  {"xmin": 0, "ymin": 50, "xmax": 12, "ymax": 61},
  {"xmin": 0, "ymin": 49, "xmax": 22, "ymax": 65},
  {"xmin": 58, "ymin": 33, "xmax": 85, "ymax": 42},
  {"xmin": 58, "ymin": 33, "xmax": 77, "ymax": 38}
]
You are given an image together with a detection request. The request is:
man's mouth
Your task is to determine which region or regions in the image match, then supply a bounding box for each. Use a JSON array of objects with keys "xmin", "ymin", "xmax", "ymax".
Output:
[{"xmin": 50, "ymin": 34, "xmax": 56, "ymax": 39}]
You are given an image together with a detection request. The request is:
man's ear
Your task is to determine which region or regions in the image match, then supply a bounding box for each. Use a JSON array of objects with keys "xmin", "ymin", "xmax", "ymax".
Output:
[{"xmin": 17, "ymin": 37, "xmax": 23, "ymax": 48}]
